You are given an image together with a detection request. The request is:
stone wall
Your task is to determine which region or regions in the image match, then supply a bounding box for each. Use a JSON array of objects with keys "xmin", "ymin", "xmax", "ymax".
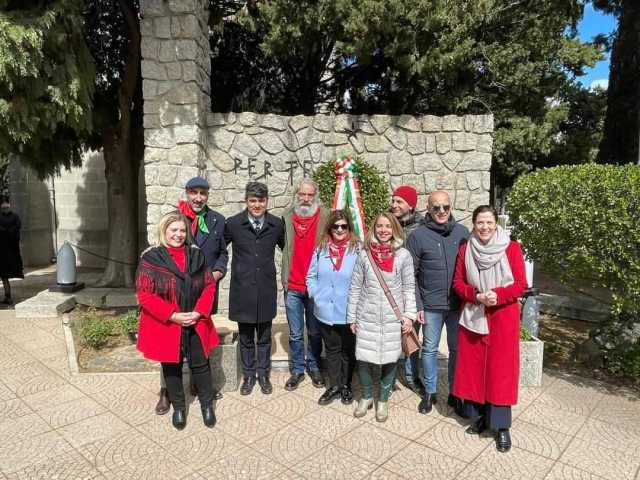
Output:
[{"xmin": 139, "ymin": 0, "xmax": 493, "ymax": 314}]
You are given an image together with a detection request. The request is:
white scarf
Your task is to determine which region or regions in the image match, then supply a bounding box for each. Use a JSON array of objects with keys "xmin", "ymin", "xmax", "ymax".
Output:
[{"xmin": 459, "ymin": 225, "xmax": 513, "ymax": 335}]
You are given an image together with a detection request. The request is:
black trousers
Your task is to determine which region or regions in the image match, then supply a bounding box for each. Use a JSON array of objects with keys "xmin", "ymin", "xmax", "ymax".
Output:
[
  {"xmin": 319, "ymin": 322, "xmax": 355, "ymax": 389},
  {"xmin": 161, "ymin": 327, "xmax": 213, "ymax": 410},
  {"xmin": 466, "ymin": 401, "xmax": 512, "ymax": 430},
  {"xmin": 238, "ymin": 321, "xmax": 272, "ymax": 377}
]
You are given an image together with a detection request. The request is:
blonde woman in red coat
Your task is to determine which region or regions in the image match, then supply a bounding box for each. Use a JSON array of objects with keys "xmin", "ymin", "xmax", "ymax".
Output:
[
  {"xmin": 452, "ymin": 205, "xmax": 527, "ymax": 453},
  {"xmin": 136, "ymin": 211, "xmax": 219, "ymax": 430}
]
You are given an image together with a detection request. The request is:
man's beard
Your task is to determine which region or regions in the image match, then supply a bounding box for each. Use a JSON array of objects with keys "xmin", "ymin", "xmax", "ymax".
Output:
[{"xmin": 294, "ymin": 199, "xmax": 319, "ymax": 217}]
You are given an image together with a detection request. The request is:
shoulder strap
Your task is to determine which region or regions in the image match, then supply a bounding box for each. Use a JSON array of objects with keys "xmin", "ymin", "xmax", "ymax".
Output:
[{"xmin": 365, "ymin": 249, "xmax": 404, "ymax": 323}]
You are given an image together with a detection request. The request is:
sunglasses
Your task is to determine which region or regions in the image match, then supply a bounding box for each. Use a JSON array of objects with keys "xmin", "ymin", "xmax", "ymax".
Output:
[
  {"xmin": 431, "ymin": 204, "xmax": 451, "ymax": 213},
  {"xmin": 331, "ymin": 223, "xmax": 349, "ymax": 231}
]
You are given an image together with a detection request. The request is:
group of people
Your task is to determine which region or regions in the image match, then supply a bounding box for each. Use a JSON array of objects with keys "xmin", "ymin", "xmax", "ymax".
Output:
[{"xmin": 135, "ymin": 176, "xmax": 527, "ymax": 454}]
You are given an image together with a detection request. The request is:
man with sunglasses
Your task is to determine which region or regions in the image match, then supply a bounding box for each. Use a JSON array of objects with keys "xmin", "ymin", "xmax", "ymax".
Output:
[{"xmin": 406, "ymin": 191, "xmax": 469, "ymax": 415}]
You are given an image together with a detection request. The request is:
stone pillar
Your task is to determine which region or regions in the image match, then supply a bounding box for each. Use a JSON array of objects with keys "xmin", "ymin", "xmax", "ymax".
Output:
[{"xmin": 139, "ymin": 0, "xmax": 211, "ymax": 244}]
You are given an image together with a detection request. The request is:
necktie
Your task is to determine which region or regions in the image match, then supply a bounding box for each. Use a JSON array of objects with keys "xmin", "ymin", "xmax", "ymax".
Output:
[{"xmin": 253, "ymin": 220, "xmax": 261, "ymax": 231}]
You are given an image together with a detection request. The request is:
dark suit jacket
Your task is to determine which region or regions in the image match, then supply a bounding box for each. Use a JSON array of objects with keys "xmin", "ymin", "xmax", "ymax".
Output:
[
  {"xmin": 193, "ymin": 208, "xmax": 228, "ymax": 313},
  {"xmin": 224, "ymin": 210, "xmax": 285, "ymax": 323}
]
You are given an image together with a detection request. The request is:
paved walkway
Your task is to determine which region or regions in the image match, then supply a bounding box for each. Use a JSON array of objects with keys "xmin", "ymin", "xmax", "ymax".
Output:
[{"xmin": 1, "ymin": 310, "xmax": 639, "ymax": 480}]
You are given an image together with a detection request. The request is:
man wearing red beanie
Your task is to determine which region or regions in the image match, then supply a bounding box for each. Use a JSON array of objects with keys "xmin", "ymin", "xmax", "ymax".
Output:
[{"xmin": 390, "ymin": 185, "xmax": 424, "ymax": 393}]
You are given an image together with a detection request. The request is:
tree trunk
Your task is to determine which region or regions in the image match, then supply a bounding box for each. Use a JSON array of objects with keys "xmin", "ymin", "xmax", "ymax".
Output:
[
  {"xmin": 597, "ymin": 0, "xmax": 640, "ymax": 165},
  {"xmin": 96, "ymin": 0, "xmax": 141, "ymax": 287}
]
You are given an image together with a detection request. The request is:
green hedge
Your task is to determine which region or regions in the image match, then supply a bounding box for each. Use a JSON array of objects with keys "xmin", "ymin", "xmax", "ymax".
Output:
[
  {"xmin": 507, "ymin": 164, "xmax": 640, "ymax": 376},
  {"xmin": 312, "ymin": 156, "xmax": 389, "ymax": 225}
]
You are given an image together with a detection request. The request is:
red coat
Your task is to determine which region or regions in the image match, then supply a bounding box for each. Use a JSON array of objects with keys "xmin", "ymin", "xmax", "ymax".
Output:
[
  {"xmin": 136, "ymin": 247, "xmax": 220, "ymax": 363},
  {"xmin": 451, "ymin": 240, "xmax": 527, "ymax": 406}
]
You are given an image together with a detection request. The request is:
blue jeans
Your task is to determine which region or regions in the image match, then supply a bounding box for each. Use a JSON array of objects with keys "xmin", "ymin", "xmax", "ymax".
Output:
[
  {"xmin": 285, "ymin": 290, "xmax": 322, "ymax": 374},
  {"xmin": 421, "ymin": 309, "xmax": 460, "ymax": 394}
]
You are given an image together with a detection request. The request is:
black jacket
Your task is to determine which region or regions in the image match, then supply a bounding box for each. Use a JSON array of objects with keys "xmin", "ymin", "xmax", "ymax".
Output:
[
  {"xmin": 224, "ymin": 210, "xmax": 285, "ymax": 323},
  {"xmin": 407, "ymin": 221, "xmax": 469, "ymax": 311},
  {"xmin": 193, "ymin": 208, "xmax": 228, "ymax": 313}
]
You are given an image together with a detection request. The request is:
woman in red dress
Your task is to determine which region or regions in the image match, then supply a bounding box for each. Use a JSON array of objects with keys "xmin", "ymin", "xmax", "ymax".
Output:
[
  {"xmin": 452, "ymin": 205, "xmax": 527, "ymax": 453},
  {"xmin": 136, "ymin": 211, "xmax": 219, "ymax": 430}
]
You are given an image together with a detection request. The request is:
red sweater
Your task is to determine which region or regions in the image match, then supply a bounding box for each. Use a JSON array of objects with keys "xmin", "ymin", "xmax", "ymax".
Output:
[{"xmin": 287, "ymin": 211, "xmax": 320, "ymax": 292}]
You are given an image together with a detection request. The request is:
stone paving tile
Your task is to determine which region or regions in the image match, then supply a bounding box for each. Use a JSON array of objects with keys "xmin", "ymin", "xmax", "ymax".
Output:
[
  {"xmin": 382, "ymin": 442, "xmax": 467, "ymax": 479},
  {"xmin": 4, "ymin": 449, "xmax": 102, "ymax": 480},
  {"xmin": 253, "ymin": 423, "xmax": 328, "ymax": 466},
  {"xmin": 14, "ymin": 372, "xmax": 70, "ymax": 397},
  {"xmin": 456, "ymin": 446, "xmax": 554, "ymax": 480},
  {"xmin": 218, "ymin": 405, "xmax": 288, "ymax": 444},
  {"xmin": 0, "ymin": 381, "xmax": 15, "ymax": 401},
  {"xmin": 195, "ymin": 446, "xmax": 290, "ymax": 479},
  {"xmin": 121, "ymin": 373, "xmax": 161, "ymax": 393},
  {"xmin": 0, "ymin": 398, "xmax": 32, "ymax": 420},
  {"xmin": 160, "ymin": 429, "xmax": 244, "ymax": 470},
  {"xmin": 518, "ymin": 402, "xmax": 589, "ymax": 437},
  {"xmin": 367, "ymin": 403, "xmax": 440, "ymax": 440},
  {"xmin": 545, "ymin": 463, "xmax": 609, "ymax": 480},
  {"xmin": 255, "ymin": 391, "xmax": 320, "ymax": 423},
  {"xmin": 560, "ymin": 437, "xmax": 640, "ymax": 480},
  {"xmin": 233, "ymin": 385, "xmax": 290, "ymax": 408},
  {"xmin": 293, "ymin": 444, "xmax": 378, "ymax": 480},
  {"xmin": 0, "ymin": 412, "xmax": 52, "ymax": 443},
  {"xmin": 0, "ymin": 431, "xmax": 75, "ymax": 474},
  {"xmin": 591, "ymin": 393, "xmax": 640, "ymax": 432},
  {"xmin": 574, "ymin": 417, "xmax": 640, "ymax": 456},
  {"xmin": 415, "ymin": 420, "xmax": 492, "ymax": 463},
  {"xmin": 510, "ymin": 419, "xmax": 573, "ymax": 460},
  {"xmin": 1, "ymin": 361, "xmax": 57, "ymax": 391},
  {"xmin": 58, "ymin": 412, "xmax": 133, "ymax": 448},
  {"xmin": 68, "ymin": 374, "xmax": 137, "ymax": 394},
  {"xmin": 369, "ymin": 466, "xmax": 407, "ymax": 480},
  {"xmin": 38, "ymin": 395, "xmax": 108, "ymax": 428},
  {"xmin": 212, "ymin": 396, "xmax": 253, "ymax": 418},
  {"xmin": 89, "ymin": 383, "xmax": 158, "ymax": 426},
  {"xmin": 292, "ymin": 405, "xmax": 363, "ymax": 442},
  {"xmin": 78, "ymin": 430, "xmax": 166, "ymax": 473},
  {"xmin": 334, "ymin": 421, "xmax": 410, "ymax": 465},
  {"xmin": 20, "ymin": 383, "xmax": 86, "ymax": 411},
  {"xmin": 100, "ymin": 452, "xmax": 194, "ymax": 480}
]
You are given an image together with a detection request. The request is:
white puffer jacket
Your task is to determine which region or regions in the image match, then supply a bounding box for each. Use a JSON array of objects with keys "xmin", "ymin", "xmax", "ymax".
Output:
[{"xmin": 346, "ymin": 247, "xmax": 417, "ymax": 365}]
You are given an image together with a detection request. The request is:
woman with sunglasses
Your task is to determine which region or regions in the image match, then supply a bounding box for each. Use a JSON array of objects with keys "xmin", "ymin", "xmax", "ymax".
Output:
[
  {"xmin": 451, "ymin": 205, "xmax": 527, "ymax": 453},
  {"xmin": 306, "ymin": 210, "xmax": 361, "ymax": 406},
  {"xmin": 347, "ymin": 212, "xmax": 416, "ymax": 422}
]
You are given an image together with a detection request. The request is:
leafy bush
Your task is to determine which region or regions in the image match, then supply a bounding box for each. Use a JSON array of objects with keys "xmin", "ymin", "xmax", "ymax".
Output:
[
  {"xmin": 507, "ymin": 164, "xmax": 640, "ymax": 376},
  {"xmin": 116, "ymin": 310, "xmax": 139, "ymax": 335},
  {"xmin": 78, "ymin": 307, "xmax": 115, "ymax": 349},
  {"xmin": 313, "ymin": 156, "xmax": 389, "ymax": 226}
]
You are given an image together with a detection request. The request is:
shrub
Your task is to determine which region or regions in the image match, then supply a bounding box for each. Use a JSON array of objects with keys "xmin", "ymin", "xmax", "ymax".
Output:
[
  {"xmin": 116, "ymin": 310, "xmax": 139, "ymax": 335},
  {"xmin": 507, "ymin": 164, "xmax": 640, "ymax": 376},
  {"xmin": 78, "ymin": 307, "xmax": 115, "ymax": 349},
  {"xmin": 313, "ymin": 155, "xmax": 389, "ymax": 226}
]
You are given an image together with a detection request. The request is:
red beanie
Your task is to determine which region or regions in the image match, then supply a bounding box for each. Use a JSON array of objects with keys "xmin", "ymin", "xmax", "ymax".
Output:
[{"xmin": 392, "ymin": 185, "xmax": 418, "ymax": 210}]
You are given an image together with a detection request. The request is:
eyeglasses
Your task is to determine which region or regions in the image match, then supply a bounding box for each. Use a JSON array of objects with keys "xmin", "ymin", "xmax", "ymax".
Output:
[
  {"xmin": 331, "ymin": 224, "xmax": 349, "ymax": 231},
  {"xmin": 431, "ymin": 204, "xmax": 451, "ymax": 213}
]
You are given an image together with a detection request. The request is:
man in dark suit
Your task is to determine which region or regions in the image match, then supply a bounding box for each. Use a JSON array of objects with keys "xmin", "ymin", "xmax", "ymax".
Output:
[
  {"xmin": 154, "ymin": 176, "xmax": 228, "ymax": 415},
  {"xmin": 224, "ymin": 182, "xmax": 285, "ymax": 395}
]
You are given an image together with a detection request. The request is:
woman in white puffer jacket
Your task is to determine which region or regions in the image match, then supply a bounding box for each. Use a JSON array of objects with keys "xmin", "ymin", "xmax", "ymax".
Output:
[{"xmin": 347, "ymin": 212, "xmax": 417, "ymax": 422}]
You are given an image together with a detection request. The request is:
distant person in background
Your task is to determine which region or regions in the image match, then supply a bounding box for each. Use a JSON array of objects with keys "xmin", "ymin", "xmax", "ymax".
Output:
[
  {"xmin": 0, "ymin": 197, "xmax": 24, "ymax": 304},
  {"xmin": 136, "ymin": 211, "xmax": 219, "ymax": 430},
  {"xmin": 306, "ymin": 210, "xmax": 360, "ymax": 406},
  {"xmin": 452, "ymin": 205, "xmax": 527, "ymax": 453}
]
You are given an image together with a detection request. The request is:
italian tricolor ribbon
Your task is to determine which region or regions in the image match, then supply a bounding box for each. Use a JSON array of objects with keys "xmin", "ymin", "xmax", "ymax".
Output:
[{"xmin": 332, "ymin": 155, "xmax": 367, "ymax": 241}]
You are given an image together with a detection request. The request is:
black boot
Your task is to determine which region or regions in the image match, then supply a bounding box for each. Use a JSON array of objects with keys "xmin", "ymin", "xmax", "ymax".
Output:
[
  {"xmin": 496, "ymin": 429, "xmax": 512, "ymax": 453},
  {"xmin": 318, "ymin": 386, "xmax": 341, "ymax": 406},
  {"xmin": 172, "ymin": 409, "xmax": 187, "ymax": 430},
  {"xmin": 418, "ymin": 393, "xmax": 437, "ymax": 414},
  {"xmin": 465, "ymin": 417, "xmax": 487, "ymax": 435},
  {"xmin": 201, "ymin": 403, "xmax": 216, "ymax": 428}
]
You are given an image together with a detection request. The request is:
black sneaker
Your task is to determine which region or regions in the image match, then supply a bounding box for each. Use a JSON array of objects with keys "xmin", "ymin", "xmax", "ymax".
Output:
[{"xmin": 340, "ymin": 385, "xmax": 354, "ymax": 405}]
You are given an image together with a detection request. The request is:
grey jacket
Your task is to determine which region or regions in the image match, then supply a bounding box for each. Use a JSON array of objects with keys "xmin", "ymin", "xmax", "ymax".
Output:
[
  {"xmin": 346, "ymin": 247, "xmax": 417, "ymax": 365},
  {"xmin": 399, "ymin": 211, "xmax": 424, "ymax": 240},
  {"xmin": 406, "ymin": 221, "xmax": 469, "ymax": 311}
]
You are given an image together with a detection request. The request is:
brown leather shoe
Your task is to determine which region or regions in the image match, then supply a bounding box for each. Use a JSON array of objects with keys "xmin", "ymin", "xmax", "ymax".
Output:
[{"xmin": 155, "ymin": 388, "xmax": 170, "ymax": 415}]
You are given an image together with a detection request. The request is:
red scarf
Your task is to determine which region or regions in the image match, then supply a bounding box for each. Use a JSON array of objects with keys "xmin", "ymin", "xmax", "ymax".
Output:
[
  {"xmin": 328, "ymin": 237, "xmax": 349, "ymax": 271},
  {"xmin": 178, "ymin": 200, "xmax": 198, "ymax": 236},
  {"xmin": 369, "ymin": 242, "xmax": 395, "ymax": 272},
  {"xmin": 292, "ymin": 209, "xmax": 320, "ymax": 238}
]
